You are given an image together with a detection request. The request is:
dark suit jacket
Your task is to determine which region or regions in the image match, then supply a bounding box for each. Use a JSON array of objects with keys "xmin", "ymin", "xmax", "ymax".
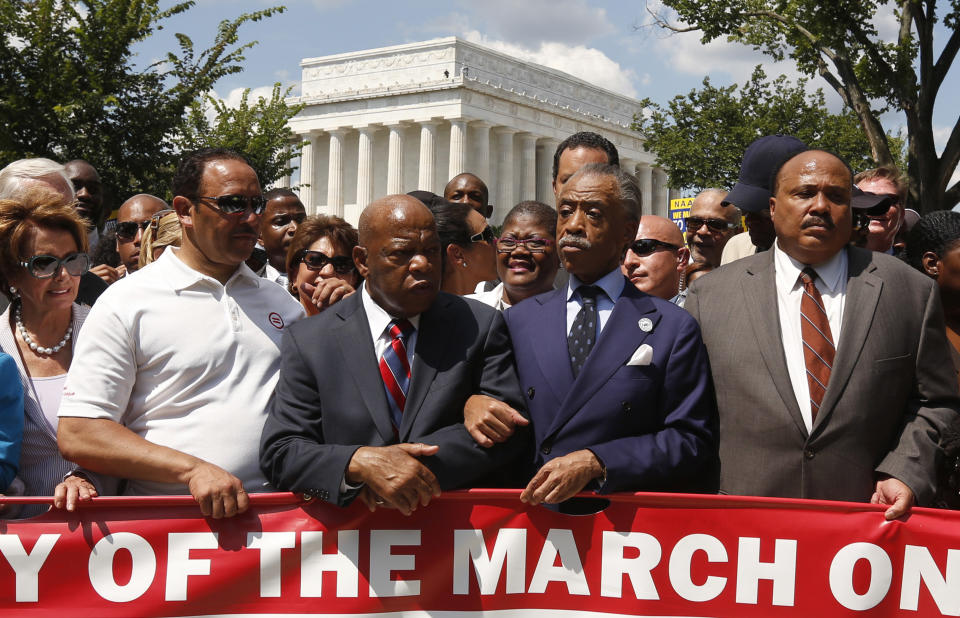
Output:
[
  {"xmin": 686, "ymin": 246, "xmax": 960, "ymax": 504},
  {"xmin": 503, "ymin": 280, "xmax": 719, "ymax": 493},
  {"xmin": 259, "ymin": 290, "xmax": 528, "ymax": 505}
]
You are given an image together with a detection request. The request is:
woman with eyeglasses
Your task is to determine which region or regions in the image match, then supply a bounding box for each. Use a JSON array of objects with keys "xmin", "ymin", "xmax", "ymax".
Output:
[
  {"xmin": 428, "ymin": 200, "xmax": 497, "ymax": 296},
  {"xmin": 0, "ymin": 188, "xmax": 105, "ymax": 516},
  {"xmin": 285, "ymin": 215, "xmax": 361, "ymax": 316},
  {"xmin": 469, "ymin": 201, "xmax": 559, "ymax": 310}
]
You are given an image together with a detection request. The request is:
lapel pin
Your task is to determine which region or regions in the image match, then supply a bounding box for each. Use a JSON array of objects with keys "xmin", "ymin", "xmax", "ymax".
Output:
[{"xmin": 638, "ymin": 318, "xmax": 653, "ymax": 332}]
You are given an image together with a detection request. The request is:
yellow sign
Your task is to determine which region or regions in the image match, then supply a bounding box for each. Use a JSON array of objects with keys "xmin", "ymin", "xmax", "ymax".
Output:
[{"xmin": 669, "ymin": 197, "xmax": 693, "ymax": 232}]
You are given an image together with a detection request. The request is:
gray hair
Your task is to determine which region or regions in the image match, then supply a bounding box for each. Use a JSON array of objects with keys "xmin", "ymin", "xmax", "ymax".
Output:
[
  {"xmin": 0, "ymin": 158, "xmax": 74, "ymax": 200},
  {"xmin": 565, "ymin": 162, "xmax": 643, "ymax": 221}
]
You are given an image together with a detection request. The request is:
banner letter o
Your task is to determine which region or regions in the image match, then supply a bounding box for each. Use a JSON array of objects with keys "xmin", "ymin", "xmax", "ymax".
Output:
[
  {"xmin": 88, "ymin": 533, "xmax": 157, "ymax": 602},
  {"xmin": 829, "ymin": 542, "xmax": 892, "ymax": 611}
]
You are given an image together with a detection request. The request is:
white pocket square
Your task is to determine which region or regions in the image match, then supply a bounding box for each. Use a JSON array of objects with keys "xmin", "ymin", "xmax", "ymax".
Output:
[{"xmin": 627, "ymin": 344, "xmax": 654, "ymax": 366}]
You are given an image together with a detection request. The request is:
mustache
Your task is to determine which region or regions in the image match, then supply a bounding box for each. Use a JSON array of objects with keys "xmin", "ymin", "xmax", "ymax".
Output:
[
  {"xmin": 558, "ymin": 234, "xmax": 591, "ymax": 250},
  {"xmin": 801, "ymin": 215, "xmax": 835, "ymax": 230}
]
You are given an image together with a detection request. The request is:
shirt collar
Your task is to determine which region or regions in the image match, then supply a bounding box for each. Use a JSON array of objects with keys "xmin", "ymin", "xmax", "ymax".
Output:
[
  {"xmin": 567, "ymin": 267, "xmax": 626, "ymax": 303},
  {"xmin": 773, "ymin": 241, "xmax": 847, "ymax": 294},
  {"xmin": 361, "ymin": 282, "xmax": 422, "ymax": 340},
  {"xmin": 161, "ymin": 247, "xmax": 261, "ymax": 292}
]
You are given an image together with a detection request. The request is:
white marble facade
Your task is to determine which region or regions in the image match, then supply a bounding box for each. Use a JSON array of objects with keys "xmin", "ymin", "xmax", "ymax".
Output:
[{"xmin": 283, "ymin": 37, "xmax": 670, "ymax": 225}]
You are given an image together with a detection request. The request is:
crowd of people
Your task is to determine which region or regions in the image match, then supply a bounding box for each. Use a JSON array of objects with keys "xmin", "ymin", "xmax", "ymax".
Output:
[{"xmin": 0, "ymin": 129, "xmax": 957, "ymax": 522}]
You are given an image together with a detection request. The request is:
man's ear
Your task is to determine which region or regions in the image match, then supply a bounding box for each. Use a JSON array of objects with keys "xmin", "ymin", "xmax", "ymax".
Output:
[
  {"xmin": 353, "ymin": 245, "xmax": 370, "ymax": 279},
  {"xmin": 172, "ymin": 195, "xmax": 194, "ymax": 230},
  {"xmin": 483, "ymin": 204, "xmax": 493, "ymax": 219},
  {"xmin": 921, "ymin": 251, "xmax": 940, "ymax": 278},
  {"xmin": 769, "ymin": 196, "xmax": 777, "ymax": 220}
]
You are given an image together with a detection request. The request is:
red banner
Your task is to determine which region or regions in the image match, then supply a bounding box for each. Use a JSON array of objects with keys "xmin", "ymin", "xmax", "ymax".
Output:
[{"xmin": 0, "ymin": 490, "xmax": 958, "ymax": 616}]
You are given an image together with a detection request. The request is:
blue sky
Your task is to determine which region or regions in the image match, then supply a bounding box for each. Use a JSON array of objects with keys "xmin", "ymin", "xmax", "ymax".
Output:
[{"xmin": 134, "ymin": 0, "xmax": 958, "ymax": 170}]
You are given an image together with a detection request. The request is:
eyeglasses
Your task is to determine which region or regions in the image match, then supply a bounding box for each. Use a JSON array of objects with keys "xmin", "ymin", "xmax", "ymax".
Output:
[
  {"xmin": 496, "ymin": 236, "xmax": 554, "ymax": 253},
  {"xmin": 299, "ymin": 250, "xmax": 355, "ymax": 274},
  {"xmin": 194, "ymin": 194, "xmax": 267, "ymax": 216},
  {"xmin": 629, "ymin": 238, "xmax": 681, "ymax": 256},
  {"xmin": 19, "ymin": 253, "xmax": 90, "ymax": 279},
  {"xmin": 149, "ymin": 209, "xmax": 176, "ymax": 233},
  {"xmin": 469, "ymin": 226, "xmax": 495, "ymax": 244},
  {"xmin": 685, "ymin": 216, "xmax": 739, "ymax": 232},
  {"xmin": 115, "ymin": 220, "xmax": 150, "ymax": 241}
]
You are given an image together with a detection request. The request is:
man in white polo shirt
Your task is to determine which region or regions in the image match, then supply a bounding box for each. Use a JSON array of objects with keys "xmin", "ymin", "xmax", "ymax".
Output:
[{"xmin": 57, "ymin": 148, "xmax": 304, "ymax": 518}]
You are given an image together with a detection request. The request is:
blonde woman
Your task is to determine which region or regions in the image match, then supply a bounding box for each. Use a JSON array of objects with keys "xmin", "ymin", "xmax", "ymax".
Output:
[{"xmin": 138, "ymin": 209, "xmax": 180, "ymax": 268}]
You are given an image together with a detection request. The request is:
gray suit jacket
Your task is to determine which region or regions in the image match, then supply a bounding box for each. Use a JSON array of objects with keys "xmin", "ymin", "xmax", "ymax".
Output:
[
  {"xmin": 260, "ymin": 290, "xmax": 528, "ymax": 506},
  {"xmin": 686, "ymin": 246, "xmax": 960, "ymax": 505}
]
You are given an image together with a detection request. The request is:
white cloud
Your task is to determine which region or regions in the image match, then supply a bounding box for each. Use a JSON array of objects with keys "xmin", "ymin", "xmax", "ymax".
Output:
[
  {"xmin": 934, "ymin": 125, "xmax": 953, "ymax": 155},
  {"xmin": 461, "ymin": 30, "xmax": 639, "ymax": 97},
  {"xmin": 457, "ymin": 0, "xmax": 614, "ymax": 47}
]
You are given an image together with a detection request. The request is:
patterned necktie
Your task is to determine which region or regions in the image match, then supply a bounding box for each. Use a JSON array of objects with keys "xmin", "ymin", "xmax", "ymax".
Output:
[
  {"xmin": 568, "ymin": 285, "xmax": 600, "ymax": 378},
  {"xmin": 799, "ymin": 268, "xmax": 835, "ymax": 422},
  {"xmin": 379, "ymin": 318, "xmax": 414, "ymax": 430}
]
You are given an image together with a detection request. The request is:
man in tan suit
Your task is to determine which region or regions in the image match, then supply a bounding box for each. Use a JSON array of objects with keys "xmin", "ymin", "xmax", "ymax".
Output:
[{"xmin": 687, "ymin": 149, "xmax": 960, "ymax": 519}]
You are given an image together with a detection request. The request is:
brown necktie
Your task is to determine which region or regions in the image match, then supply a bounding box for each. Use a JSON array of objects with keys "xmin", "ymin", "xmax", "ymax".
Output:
[{"xmin": 799, "ymin": 268, "xmax": 835, "ymax": 421}]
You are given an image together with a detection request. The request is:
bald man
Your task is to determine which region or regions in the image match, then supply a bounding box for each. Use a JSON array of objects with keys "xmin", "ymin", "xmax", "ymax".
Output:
[
  {"xmin": 622, "ymin": 215, "xmax": 690, "ymax": 303},
  {"xmin": 261, "ymin": 195, "xmax": 528, "ymax": 514},
  {"xmin": 112, "ymin": 194, "xmax": 168, "ymax": 277},
  {"xmin": 444, "ymin": 173, "xmax": 492, "ymax": 218},
  {"xmin": 685, "ymin": 189, "xmax": 740, "ymax": 267}
]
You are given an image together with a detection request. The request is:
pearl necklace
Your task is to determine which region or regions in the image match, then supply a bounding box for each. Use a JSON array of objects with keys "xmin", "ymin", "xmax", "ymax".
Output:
[{"xmin": 14, "ymin": 302, "xmax": 72, "ymax": 356}]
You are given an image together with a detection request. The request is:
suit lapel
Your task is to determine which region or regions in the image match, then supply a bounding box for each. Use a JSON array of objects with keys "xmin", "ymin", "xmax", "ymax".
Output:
[
  {"xmin": 813, "ymin": 247, "xmax": 881, "ymax": 433},
  {"xmin": 741, "ymin": 252, "xmax": 808, "ymax": 437},
  {"xmin": 545, "ymin": 284, "xmax": 659, "ymax": 440},
  {"xmin": 333, "ymin": 296, "xmax": 395, "ymax": 443},
  {"xmin": 529, "ymin": 288, "xmax": 575, "ymax": 404},
  {"xmin": 398, "ymin": 296, "xmax": 444, "ymax": 440}
]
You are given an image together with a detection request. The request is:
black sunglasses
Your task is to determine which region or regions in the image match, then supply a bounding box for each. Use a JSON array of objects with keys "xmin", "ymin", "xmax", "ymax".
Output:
[
  {"xmin": 629, "ymin": 238, "xmax": 681, "ymax": 256},
  {"xmin": 194, "ymin": 194, "xmax": 267, "ymax": 216},
  {"xmin": 469, "ymin": 226, "xmax": 495, "ymax": 244},
  {"xmin": 115, "ymin": 220, "xmax": 150, "ymax": 240},
  {"xmin": 149, "ymin": 209, "xmax": 176, "ymax": 233},
  {"xmin": 19, "ymin": 253, "xmax": 90, "ymax": 279},
  {"xmin": 685, "ymin": 216, "xmax": 739, "ymax": 232},
  {"xmin": 299, "ymin": 250, "xmax": 355, "ymax": 275}
]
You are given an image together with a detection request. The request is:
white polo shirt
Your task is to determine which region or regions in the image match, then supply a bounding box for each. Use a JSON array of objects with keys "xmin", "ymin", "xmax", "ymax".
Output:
[{"xmin": 60, "ymin": 248, "xmax": 305, "ymax": 495}]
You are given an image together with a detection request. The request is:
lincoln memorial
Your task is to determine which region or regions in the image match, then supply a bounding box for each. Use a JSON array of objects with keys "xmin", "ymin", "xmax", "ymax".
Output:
[{"xmin": 280, "ymin": 37, "xmax": 672, "ymax": 225}]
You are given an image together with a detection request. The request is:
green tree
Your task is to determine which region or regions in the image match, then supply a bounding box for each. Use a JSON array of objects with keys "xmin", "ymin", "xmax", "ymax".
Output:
[
  {"xmin": 0, "ymin": 0, "xmax": 283, "ymax": 205},
  {"xmin": 645, "ymin": 0, "xmax": 960, "ymax": 212},
  {"xmin": 634, "ymin": 66, "xmax": 904, "ymax": 192},
  {"xmin": 178, "ymin": 84, "xmax": 304, "ymax": 189}
]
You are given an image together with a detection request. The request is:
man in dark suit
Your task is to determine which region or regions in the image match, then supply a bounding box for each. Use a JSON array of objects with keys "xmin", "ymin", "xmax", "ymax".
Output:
[
  {"xmin": 260, "ymin": 195, "xmax": 528, "ymax": 515},
  {"xmin": 687, "ymin": 149, "xmax": 960, "ymax": 519},
  {"xmin": 496, "ymin": 163, "xmax": 718, "ymax": 505}
]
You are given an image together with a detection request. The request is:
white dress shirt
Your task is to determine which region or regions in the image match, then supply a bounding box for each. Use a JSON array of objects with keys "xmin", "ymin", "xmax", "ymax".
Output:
[
  {"xmin": 566, "ymin": 268, "xmax": 626, "ymax": 340},
  {"xmin": 773, "ymin": 242, "xmax": 848, "ymax": 432}
]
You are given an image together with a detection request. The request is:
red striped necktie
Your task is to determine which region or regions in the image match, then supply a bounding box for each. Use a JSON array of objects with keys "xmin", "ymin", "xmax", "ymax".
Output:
[
  {"xmin": 379, "ymin": 318, "xmax": 414, "ymax": 430},
  {"xmin": 799, "ymin": 268, "xmax": 835, "ymax": 422}
]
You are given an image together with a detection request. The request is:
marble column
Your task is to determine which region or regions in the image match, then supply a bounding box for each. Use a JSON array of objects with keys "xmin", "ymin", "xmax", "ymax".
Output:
[
  {"xmin": 448, "ymin": 119, "xmax": 468, "ymax": 180},
  {"xmin": 519, "ymin": 133, "xmax": 538, "ymax": 202},
  {"xmin": 653, "ymin": 167, "xmax": 669, "ymax": 218},
  {"xmin": 387, "ymin": 124, "xmax": 405, "ymax": 195},
  {"xmin": 472, "ymin": 121, "xmax": 492, "ymax": 188},
  {"xmin": 326, "ymin": 129, "xmax": 345, "ymax": 218},
  {"xmin": 536, "ymin": 138, "xmax": 558, "ymax": 204},
  {"xmin": 298, "ymin": 132, "xmax": 315, "ymax": 213},
  {"xmin": 418, "ymin": 121, "xmax": 439, "ymax": 192},
  {"xmin": 494, "ymin": 127, "xmax": 517, "ymax": 222},
  {"xmin": 356, "ymin": 126, "xmax": 377, "ymax": 209},
  {"xmin": 636, "ymin": 163, "xmax": 653, "ymax": 217}
]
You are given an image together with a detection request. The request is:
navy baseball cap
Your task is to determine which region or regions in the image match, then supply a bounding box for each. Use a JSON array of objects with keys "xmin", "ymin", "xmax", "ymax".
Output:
[
  {"xmin": 723, "ymin": 135, "xmax": 808, "ymax": 213},
  {"xmin": 851, "ymin": 185, "xmax": 894, "ymax": 212}
]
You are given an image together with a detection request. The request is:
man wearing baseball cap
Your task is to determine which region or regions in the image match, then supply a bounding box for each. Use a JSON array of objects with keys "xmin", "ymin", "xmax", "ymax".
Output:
[{"xmin": 720, "ymin": 135, "xmax": 808, "ymax": 265}]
